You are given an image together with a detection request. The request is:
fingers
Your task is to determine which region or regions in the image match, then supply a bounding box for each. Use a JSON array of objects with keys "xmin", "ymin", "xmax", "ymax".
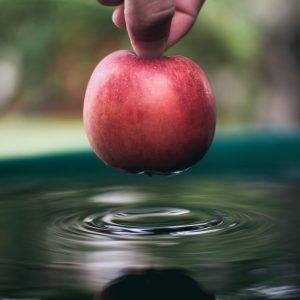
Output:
[
  {"xmin": 167, "ymin": 0, "xmax": 205, "ymax": 47},
  {"xmin": 98, "ymin": 0, "xmax": 205, "ymax": 57},
  {"xmin": 124, "ymin": 0, "xmax": 175, "ymax": 58}
]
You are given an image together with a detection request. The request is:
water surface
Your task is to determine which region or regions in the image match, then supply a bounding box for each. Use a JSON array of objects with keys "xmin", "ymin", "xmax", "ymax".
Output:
[{"xmin": 0, "ymin": 178, "xmax": 299, "ymax": 299}]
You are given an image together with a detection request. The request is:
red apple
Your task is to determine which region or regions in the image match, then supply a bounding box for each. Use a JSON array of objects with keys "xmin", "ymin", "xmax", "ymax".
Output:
[{"xmin": 84, "ymin": 50, "xmax": 216, "ymax": 175}]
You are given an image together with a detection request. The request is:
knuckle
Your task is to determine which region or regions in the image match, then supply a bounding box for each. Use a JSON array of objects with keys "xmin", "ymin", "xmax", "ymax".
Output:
[{"xmin": 144, "ymin": 5, "xmax": 175, "ymax": 26}]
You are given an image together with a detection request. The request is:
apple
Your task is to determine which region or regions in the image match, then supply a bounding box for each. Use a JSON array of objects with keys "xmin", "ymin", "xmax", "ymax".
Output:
[{"xmin": 83, "ymin": 50, "xmax": 216, "ymax": 175}]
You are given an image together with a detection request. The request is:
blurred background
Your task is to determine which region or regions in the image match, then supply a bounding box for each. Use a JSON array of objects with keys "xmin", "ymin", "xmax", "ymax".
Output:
[{"xmin": 0, "ymin": 0, "xmax": 300, "ymax": 158}]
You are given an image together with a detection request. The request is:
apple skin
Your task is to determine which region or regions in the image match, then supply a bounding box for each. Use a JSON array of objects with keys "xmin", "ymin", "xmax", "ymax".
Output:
[{"xmin": 84, "ymin": 50, "xmax": 216, "ymax": 175}]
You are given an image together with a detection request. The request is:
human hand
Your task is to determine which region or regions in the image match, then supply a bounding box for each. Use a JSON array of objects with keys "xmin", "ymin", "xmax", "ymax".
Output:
[{"xmin": 98, "ymin": 0, "xmax": 205, "ymax": 58}]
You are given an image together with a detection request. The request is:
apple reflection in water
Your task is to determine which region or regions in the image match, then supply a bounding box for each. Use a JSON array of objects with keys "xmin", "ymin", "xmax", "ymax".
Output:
[{"xmin": 96, "ymin": 268, "xmax": 215, "ymax": 300}]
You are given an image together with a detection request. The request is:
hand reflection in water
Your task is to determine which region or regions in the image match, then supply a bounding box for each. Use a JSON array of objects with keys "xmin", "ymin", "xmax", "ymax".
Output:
[{"xmin": 96, "ymin": 268, "xmax": 215, "ymax": 300}]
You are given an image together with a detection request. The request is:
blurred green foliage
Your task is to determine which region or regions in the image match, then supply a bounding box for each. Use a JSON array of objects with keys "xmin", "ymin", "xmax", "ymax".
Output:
[{"xmin": 0, "ymin": 0, "xmax": 262, "ymax": 123}]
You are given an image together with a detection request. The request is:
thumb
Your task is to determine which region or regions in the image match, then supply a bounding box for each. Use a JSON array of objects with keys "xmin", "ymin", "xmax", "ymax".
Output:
[{"xmin": 124, "ymin": 0, "xmax": 175, "ymax": 58}]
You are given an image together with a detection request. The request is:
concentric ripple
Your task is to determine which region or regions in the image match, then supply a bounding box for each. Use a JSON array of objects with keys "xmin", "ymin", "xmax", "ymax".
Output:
[
  {"xmin": 83, "ymin": 207, "xmax": 224, "ymax": 237},
  {"xmin": 48, "ymin": 205, "xmax": 272, "ymax": 243}
]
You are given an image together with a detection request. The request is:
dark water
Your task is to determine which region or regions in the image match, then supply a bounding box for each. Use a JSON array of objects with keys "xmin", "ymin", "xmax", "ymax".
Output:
[{"xmin": 0, "ymin": 179, "xmax": 299, "ymax": 299}]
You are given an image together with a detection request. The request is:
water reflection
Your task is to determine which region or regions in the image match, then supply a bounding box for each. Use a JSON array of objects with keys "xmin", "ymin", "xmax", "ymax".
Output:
[{"xmin": 96, "ymin": 268, "xmax": 215, "ymax": 300}]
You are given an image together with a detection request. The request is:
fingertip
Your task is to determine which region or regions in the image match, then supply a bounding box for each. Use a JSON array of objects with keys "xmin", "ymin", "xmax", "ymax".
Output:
[
  {"xmin": 131, "ymin": 38, "xmax": 167, "ymax": 58},
  {"xmin": 125, "ymin": 0, "xmax": 174, "ymax": 58}
]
